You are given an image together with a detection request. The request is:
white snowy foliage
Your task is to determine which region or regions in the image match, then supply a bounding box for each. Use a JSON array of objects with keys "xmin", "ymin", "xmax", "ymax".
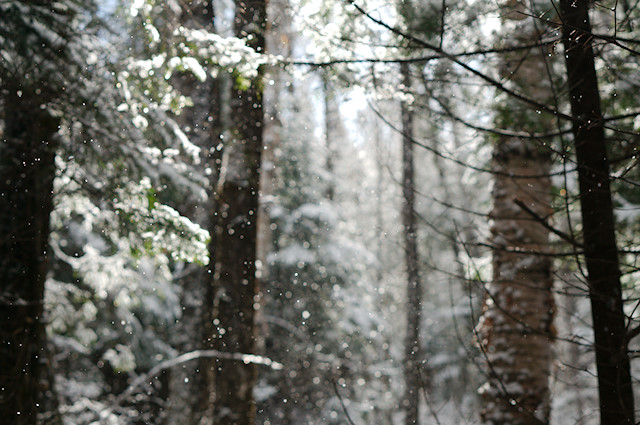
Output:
[
  {"xmin": 174, "ymin": 26, "xmax": 273, "ymax": 78},
  {"xmin": 112, "ymin": 177, "xmax": 210, "ymax": 264},
  {"xmin": 103, "ymin": 344, "xmax": 137, "ymax": 372},
  {"xmin": 52, "ymin": 159, "xmax": 209, "ymax": 265},
  {"xmin": 268, "ymin": 242, "xmax": 316, "ymax": 266},
  {"xmin": 294, "ymin": 202, "xmax": 339, "ymax": 227}
]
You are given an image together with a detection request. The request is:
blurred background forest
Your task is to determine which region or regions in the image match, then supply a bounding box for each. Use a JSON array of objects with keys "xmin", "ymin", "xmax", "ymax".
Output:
[{"xmin": 2, "ymin": 0, "xmax": 640, "ymax": 424}]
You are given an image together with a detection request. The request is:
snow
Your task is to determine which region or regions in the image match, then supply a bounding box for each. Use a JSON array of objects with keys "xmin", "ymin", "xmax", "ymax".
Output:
[{"xmin": 268, "ymin": 242, "xmax": 316, "ymax": 266}]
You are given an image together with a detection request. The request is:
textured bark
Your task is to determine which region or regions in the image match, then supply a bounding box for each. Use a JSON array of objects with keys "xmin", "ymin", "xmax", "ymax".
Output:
[
  {"xmin": 208, "ymin": 0, "xmax": 266, "ymax": 423},
  {"xmin": 479, "ymin": 142, "xmax": 553, "ymax": 425},
  {"xmin": 0, "ymin": 87, "xmax": 59, "ymax": 425},
  {"xmin": 559, "ymin": 1, "xmax": 635, "ymax": 424},
  {"xmin": 400, "ymin": 62, "xmax": 422, "ymax": 425},
  {"xmin": 477, "ymin": 3, "xmax": 554, "ymax": 424},
  {"xmin": 209, "ymin": 176, "xmax": 260, "ymax": 425}
]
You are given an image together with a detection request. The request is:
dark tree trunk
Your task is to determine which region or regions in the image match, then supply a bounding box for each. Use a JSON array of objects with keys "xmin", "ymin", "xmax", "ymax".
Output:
[
  {"xmin": 208, "ymin": 0, "xmax": 266, "ymax": 423},
  {"xmin": 400, "ymin": 62, "xmax": 422, "ymax": 425},
  {"xmin": 0, "ymin": 88, "xmax": 59, "ymax": 425},
  {"xmin": 209, "ymin": 177, "xmax": 261, "ymax": 425},
  {"xmin": 559, "ymin": 1, "xmax": 635, "ymax": 424}
]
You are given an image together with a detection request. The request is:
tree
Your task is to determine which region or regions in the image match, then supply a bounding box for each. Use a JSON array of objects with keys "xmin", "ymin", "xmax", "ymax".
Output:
[
  {"xmin": 0, "ymin": 2, "xmax": 78, "ymax": 422},
  {"xmin": 256, "ymin": 63, "xmax": 382, "ymax": 425},
  {"xmin": 7, "ymin": 0, "xmax": 640, "ymax": 423},
  {"xmin": 476, "ymin": 2, "xmax": 555, "ymax": 424},
  {"xmin": 399, "ymin": 62, "xmax": 423, "ymax": 425},
  {"xmin": 559, "ymin": 1, "xmax": 635, "ymax": 423},
  {"xmin": 322, "ymin": 71, "xmax": 344, "ymax": 201},
  {"xmin": 207, "ymin": 0, "xmax": 267, "ymax": 422},
  {"xmin": 0, "ymin": 52, "xmax": 60, "ymax": 425},
  {"xmin": 10, "ymin": 0, "xmax": 213, "ymax": 421}
]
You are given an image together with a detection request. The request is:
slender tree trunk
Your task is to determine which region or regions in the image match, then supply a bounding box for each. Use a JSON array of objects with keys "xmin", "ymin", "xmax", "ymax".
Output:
[
  {"xmin": 400, "ymin": 62, "xmax": 422, "ymax": 425},
  {"xmin": 559, "ymin": 1, "xmax": 635, "ymax": 423},
  {"xmin": 208, "ymin": 0, "xmax": 266, "ymax": 423},
  {"xmin": 0, "ymin": 87, "xmax": 59, "ymax": 425},
  {"xmin": 367, "ymin": 67, "xmax": 394, "ymax": 425},
  {"xmin": 322, "ymin": 72, "xmax": 337, "ymax": 201},
  {"xmin": 477, "ymin": 3, "xmax": 555, "ymax": 424},
  {"xmin": 374, "ymin": 110, "xmax": 385, "ymax": 286}
]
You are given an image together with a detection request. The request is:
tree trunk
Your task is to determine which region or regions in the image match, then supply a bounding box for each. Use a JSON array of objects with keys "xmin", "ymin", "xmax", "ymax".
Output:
[
  {"xmin": 400, "ymin": 62, "xmax": 422, "ymax": 425},
  {"xmin": 208, "ymin": 0, "xmax": 266, "ymax": 423},
  {"xmin": 322, "ymin": 72, "xmax": 337, "ymax": 201},
  {"xmin": 559, "ymin": 1, "xmax": 635, "ymax": 424},
  {"xmin": 479, "ymin": 141, "xmax": 554, "ymax": 425},
  {"xmin": 477, "ymin": 3, "xmax": 554, "ymax": 424},
  {"xmin": 0, "ymin": 87, "xmax": 59, "ymax": 425}
]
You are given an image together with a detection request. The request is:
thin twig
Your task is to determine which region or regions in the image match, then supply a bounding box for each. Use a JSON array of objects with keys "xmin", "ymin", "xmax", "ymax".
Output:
[
  {"xmin": 513, "ymin": 197, "xmax": 583, "ymax": 248},
  {"xmin": 332, "ymin": 379, "xmax": 357, "ymax": 425},
  {"xmin": 347, "ymin": 0, "xmax": 575, "ymax": 122},
  {"xmin": 417, "ymin": 366, "xmax": 444, "ymax": 425}
]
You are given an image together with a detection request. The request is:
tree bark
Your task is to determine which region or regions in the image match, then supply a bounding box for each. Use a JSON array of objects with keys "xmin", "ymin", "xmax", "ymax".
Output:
[
  {"xmin": 0, "ymin": 86, "xmax": 59, "ymax": 425},
  {"xmin": 208, "ymin": 0, "xmax": 266, "ymax": 423},
  {"xmin": 400, "ymin": 62, "xmax": 422, "ymax": 425},
  {"xmin": 479, "ymin": 141, "xmax": 554, "ymax": 425},
  {"xmin": 559, "ymin": 1, "xmax": 635, "ymax": 424},
  {"xmin": 477, "ymin": 3, "xmax": 554, "ymax": 424}
]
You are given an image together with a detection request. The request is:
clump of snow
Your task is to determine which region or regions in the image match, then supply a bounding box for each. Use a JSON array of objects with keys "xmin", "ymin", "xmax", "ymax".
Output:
[{"xmin": 103, "ymin": 344, "xmax": 137, "ymax": 372}]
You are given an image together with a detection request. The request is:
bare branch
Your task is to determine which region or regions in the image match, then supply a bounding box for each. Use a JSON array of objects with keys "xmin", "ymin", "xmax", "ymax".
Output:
[
  {"xmin": 513, "ymin": 197, "xmax": 583, "ymax": 247},
  {"xmin": 368, "ymin": 100, "xmax": 572, "ymax": 179},
  {"xmin": 332, "ymin": 380, "xmax": 357, "ymax": 425},
  {"xmin": 347, "ymin": 0, "xmax": 576, "ymax": 122},
  {"xmin": 283, "ymin": 40, "xmax": 559, "ymax": 67},
  {"xmin": 114, "ymin": 349, "xmax": 282, "ymax": 406}
]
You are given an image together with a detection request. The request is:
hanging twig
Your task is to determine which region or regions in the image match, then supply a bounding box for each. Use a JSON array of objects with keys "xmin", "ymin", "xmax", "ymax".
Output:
[
  {"xmin": 417, "ymin": 365, "xmax": 444, "ymax": 425},
  {"xmin": 331, "ymin": 379, "xmax": 357, "ymax": 425}
]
